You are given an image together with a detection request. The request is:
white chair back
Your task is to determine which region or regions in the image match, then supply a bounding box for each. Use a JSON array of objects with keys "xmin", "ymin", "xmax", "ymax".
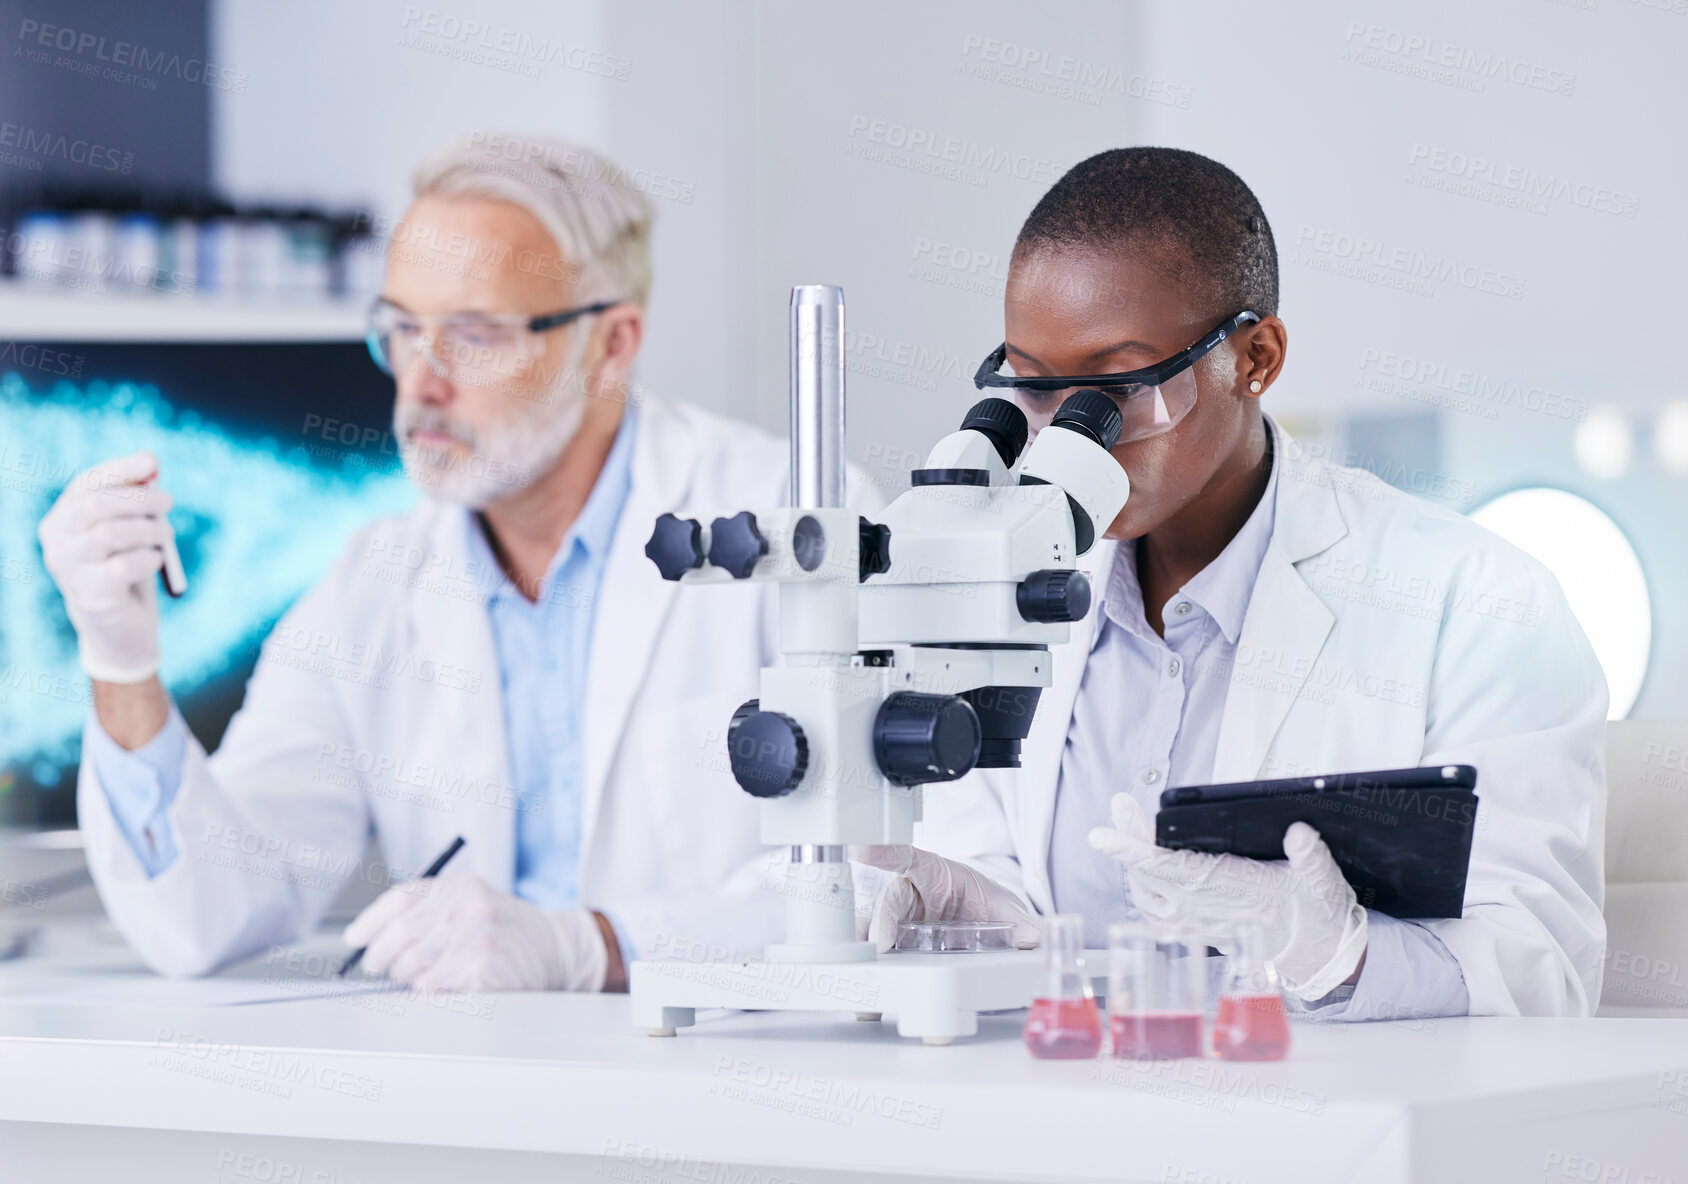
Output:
[{"xmin": 1600, "ymin": 720, "xmax": 1688, "ymax": 1013}]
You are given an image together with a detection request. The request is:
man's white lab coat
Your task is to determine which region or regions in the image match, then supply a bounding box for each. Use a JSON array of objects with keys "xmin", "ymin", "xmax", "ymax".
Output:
[
  {"xmin": 921, "ymin": 422, "xmax": 1608, "ymax": 1017},
  {"xmin": 79, "ymin": 396, "xmax": 870, "ymax": 976}
]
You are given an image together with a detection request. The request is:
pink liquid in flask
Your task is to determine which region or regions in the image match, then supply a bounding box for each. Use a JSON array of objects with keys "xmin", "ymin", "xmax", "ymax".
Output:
[
  {"xmin": 1024, "ymin": 996, "xmax": 1103, "ymax": 1060},
  {"xmin": 1023, "ymin": 917, "xmax": 1102, "ymax": 1060},
  {"xmin": 1212, "ymin": 994, "xmax": 1290, "ymax": 1061},
  {"xmin": 1110, "ymin": 1011, "xmax": 1204, "ymax": 1060}
]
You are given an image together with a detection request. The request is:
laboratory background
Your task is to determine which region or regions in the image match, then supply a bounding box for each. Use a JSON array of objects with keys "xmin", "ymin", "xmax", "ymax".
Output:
[
  {"xmin": 2, "ymin": 1, "xmax": 1687, "ymax": 1182},
  {"xmin": 1, "ymin": 1, "xmax": 1680, "ymax": 823}
]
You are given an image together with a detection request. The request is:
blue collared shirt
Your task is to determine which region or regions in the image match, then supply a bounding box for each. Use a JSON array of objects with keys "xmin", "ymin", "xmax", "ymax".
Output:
[
  {"xmin": 85, "ymin": 409, "xmax": 639, "ymax": 937},
  {"xmin": 474, "ymin": 407, "xmax": 637, "ymax": 911},
  {"xmin": 1047, "ymin": 437, "xmax": 1469, "ymax": 1020}
]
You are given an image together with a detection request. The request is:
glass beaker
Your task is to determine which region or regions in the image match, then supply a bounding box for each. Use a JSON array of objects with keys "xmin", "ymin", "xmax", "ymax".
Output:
[
  {"xmin": 1107, "ymin": 923, "xmax": 1206, "ymax": 1060},
  {"xmin": 1212, "ymin": 922, "xmax": 1290, "ymax": 1062},
  {"xmin": 1022, "ymin": 915, "xmax": 1102, "ymax": 1060}
]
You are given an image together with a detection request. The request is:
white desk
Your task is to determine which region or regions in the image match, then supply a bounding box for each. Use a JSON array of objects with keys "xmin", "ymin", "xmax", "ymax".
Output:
[{"xmin": 3, "ymin": 931, "xmax": 1688, "ymax": 1184}]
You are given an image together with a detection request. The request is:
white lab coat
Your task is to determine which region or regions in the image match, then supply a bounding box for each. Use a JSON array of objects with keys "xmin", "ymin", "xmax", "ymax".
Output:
[
  {"xmin": 79, "ymin": 396, "xmax": 876, "ymax": 977},
  {"xmin": 921, "ymin": 421, "xmax": 1608, "ymax": 1018}
]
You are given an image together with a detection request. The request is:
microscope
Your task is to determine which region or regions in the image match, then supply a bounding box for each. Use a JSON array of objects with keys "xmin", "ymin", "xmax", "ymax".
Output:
[{"xmin": 630, "ymin": 285, "xmax": 1129, "ymax": 1043}]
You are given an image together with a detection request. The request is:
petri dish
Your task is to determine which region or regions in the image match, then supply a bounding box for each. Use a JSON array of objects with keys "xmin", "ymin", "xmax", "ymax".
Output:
[{"xmin": 894, "ymin": 921, "xmax": 1016, "ymax": 953}]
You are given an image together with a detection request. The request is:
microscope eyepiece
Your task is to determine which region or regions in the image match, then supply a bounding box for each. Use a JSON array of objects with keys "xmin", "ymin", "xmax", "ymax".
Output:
[
  {"xmin": 959, "ymin": 397, "xmax": 1030, "ymax": 467},
  {"xmin": 1050, "ymin": 390, "xmax": 1123, "ymax": 451},
  {"xmin": 1016, "ymin": 388, "xmax": 1132, "ymax": 555}
]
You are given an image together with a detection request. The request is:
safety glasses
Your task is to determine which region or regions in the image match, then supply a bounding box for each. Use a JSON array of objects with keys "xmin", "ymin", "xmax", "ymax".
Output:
[
  {"xmin": 973, "ymin": 310, "xmax": 1259, "ymax": 444},
  {"xmin": 365, "ymin": 298, "xmax": 622, "ymax": 376}
]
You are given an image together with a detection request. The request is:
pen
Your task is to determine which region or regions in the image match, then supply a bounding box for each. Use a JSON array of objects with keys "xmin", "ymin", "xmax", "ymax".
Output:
[{"xmin": 338, "ymin": 835, "xmax": 466, "ymax": 978}]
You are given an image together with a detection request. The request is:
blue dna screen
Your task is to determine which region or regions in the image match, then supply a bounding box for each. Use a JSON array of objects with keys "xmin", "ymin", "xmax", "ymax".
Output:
[{"xmin": 0, "ymin": 340, "xmax": 415, "ymax": 829}]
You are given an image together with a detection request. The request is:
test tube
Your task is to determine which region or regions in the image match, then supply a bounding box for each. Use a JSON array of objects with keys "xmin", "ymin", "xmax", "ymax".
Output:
[
  {"xmin": 160, "ymin": 530, "xmax": 188, "ymax": 598},
  {"xmin": 1107, "ymin": 923, "xmax": 1206, "ymax": 1060},
  {"xmin": 1212, "ymin": 922, "xmax": 1291, "ymax": 1062},
  {"xmin": 144, "ymin": 474, "xmax": 187, "ymax": 597},
  {"xmin": 1022, "ymin": 915, "xmax": 1102, "ymax": 1060}
]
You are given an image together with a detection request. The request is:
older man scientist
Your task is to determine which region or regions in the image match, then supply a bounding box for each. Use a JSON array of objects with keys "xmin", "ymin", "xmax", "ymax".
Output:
[
  {"xmin": 41, "ymin": 133, "xmax": 874, "ymax": 991},
  {"xmin": 858, "ymin": 147, "xmax": 1606, "ymax": 1021}
]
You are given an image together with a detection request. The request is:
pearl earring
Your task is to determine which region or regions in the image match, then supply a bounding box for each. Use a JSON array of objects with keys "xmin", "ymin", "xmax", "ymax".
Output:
[{"xmin": 1249, "ymin": 379, "xmax": 1263, "ymax": 393}]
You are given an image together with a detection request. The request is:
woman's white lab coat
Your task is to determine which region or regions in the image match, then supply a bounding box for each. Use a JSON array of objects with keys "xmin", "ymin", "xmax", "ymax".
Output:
[
  {"xmin": 922, "ymin": 422, "xmax": 1609, "ymax": 1018},
  {"xmin": 78, "ymin": 396, "xmax": 871, "ymax": 976}
]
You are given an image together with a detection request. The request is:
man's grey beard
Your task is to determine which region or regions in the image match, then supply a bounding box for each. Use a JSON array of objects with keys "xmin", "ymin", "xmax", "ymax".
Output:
[{"xmin": 393, "ymin": 347, "xmax": 592, "ymax": 509}]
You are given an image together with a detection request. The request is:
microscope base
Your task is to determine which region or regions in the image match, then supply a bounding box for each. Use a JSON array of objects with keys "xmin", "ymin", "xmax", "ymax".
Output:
[{"xmin": 628, "ymin": 949, "xmax": 1044, "ymax": 1043}]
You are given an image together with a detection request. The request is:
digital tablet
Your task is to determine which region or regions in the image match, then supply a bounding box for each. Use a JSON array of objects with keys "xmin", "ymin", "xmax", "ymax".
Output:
[{"xmin": 1154, "ymin": 765, "xmax": 1479, "ymax": 919}]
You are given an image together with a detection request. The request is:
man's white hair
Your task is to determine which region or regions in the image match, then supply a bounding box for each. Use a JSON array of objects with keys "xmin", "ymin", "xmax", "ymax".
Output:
[{"xmin": 411, "ymin": 131, "xmax": 654, "ymax": 306}]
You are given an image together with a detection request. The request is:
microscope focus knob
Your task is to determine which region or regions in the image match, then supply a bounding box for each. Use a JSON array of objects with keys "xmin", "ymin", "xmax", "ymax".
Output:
[
  {"xmin": 645, "ymin": 513, "xmax": 706, "ymax": 581},
  {"xmin": 727, "ymin": 699, "xmax": 810, "ymax": 798},
  {"xmin": 858, "ymin": 518, "xmax": 892, "ymax": 581},
  {"xmin": 873, "ymin": 692, "xmax": 982, "ymax": 787},
  {"xmin": 708, "ymin": 511, "xmax": 768, "ymax": 579},
  {"xmin": 1016, "ymin": 568, "xmax": 1093, "ymax": 623}
]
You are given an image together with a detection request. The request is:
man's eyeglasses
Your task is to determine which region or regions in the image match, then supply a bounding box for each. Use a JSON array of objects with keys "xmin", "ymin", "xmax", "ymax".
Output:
[
  {"xmin": 365, "ymin": 298, "xmax": 622, "ymax": 376},
  {"xmin": 974, "ymin": 310, "xmax": 1259, "ymax": 444}
]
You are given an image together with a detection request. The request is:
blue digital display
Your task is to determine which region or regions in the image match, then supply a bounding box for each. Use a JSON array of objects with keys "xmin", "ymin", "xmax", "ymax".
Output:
[{"xmin": 0, "ymin": 362, "xmax": 415, "ymax": 822}]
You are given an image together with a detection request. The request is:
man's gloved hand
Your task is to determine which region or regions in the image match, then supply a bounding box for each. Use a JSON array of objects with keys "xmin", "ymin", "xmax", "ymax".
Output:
[
  {"xmin": 342, "ymin": 872, "xmax": 608, "ymax": 992},
  {"xmin": 38, "ymin": 452, "xmax": 176, "ymax": 684},
  {"xmin": 850, "ymin": 845, "xmax": 1042, "ymax": 954},
  {"xmin": 1088, "ymin": 794, "xmax": 1368, "ymax": 1002}
]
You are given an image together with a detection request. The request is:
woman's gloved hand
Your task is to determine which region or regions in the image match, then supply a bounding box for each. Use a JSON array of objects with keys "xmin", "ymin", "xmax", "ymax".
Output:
[
  {"xmin": 343, "ymin": 872, "xmax": 609, "ymax": 992},
  {"xmin": 1088, "ymin": 793, "xmax": 1368, "ymax": 1001},
  {"xmin": 850, "ymin": 845, "xmax": 1042, "ymax": 953}
]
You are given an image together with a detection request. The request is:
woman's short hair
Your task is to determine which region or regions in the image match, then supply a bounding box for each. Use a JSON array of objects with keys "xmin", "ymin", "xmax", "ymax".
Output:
[{"xmin": 1014, "ymin": 147, "xmax": 1278, "ymax": 319}]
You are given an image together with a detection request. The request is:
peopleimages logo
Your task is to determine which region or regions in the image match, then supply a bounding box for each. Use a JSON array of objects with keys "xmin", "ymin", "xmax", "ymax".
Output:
[
  {"xmin": 0, "ymin": 122, "xmax": 133, "ymax": 173},
  {"xmin": 1408, "ymin": 143, "xmax": 1639, "ymax": 218},
  {"xmin": 0, "ymin": 342, "xmax": 84, "ymax": 379},
  {"xmin": 15, "ymin": 18, "xmax": 248, "ymax": 92},
  {"xmin": 1293, "ymin": 224, "xmax": 1526, "ymax": 301},
  {"xmin": 845, "ymin": 116, "xmax": 1060, "ymax": 187},
  {"xmin": 956, "ymin": 34, "xmax": 1192, "ymax": 108},
  {"xmin": 397, "ymin": 8, "xmax": 632, "ymax": 81},
  {"xmin": 463, "ymin": 131, "xmax": 695, "ymax": 205},
  {"xmin": 1340, "ymin": 21, "xmax": 1576, "ymax": 96},
  {"xmin": 1355, "ymin": 346, "xmax": 1589, "ymax": 423}
]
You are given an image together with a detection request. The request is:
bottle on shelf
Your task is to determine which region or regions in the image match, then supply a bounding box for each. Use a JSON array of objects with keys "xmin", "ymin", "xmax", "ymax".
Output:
[{"xmin": 2, "ymin": 186, "xmax": 371, "ymax": 303}]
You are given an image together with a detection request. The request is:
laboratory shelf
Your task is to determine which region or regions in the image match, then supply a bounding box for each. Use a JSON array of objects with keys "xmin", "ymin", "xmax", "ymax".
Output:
[{"xmin": 0, "ymin": 284, "xmax": 367, "ymax": 343}]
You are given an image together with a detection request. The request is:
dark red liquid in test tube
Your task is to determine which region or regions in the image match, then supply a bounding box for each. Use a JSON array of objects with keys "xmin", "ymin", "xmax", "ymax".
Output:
[
  {"xmin": 1023, "ymin": 996, "xmax": 1103, "ymax": 1059},
  {"xmin": 1110, "ymin": 1011, "xmax": 1204, "ymax": 1060},
  {"xmin": 1212, "ymin": 994, "xmax": 1290, "ymax": 1061}
]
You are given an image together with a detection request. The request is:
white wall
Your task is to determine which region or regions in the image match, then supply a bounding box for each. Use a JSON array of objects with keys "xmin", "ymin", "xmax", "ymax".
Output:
[
  {"xmin": 1130, "ymin": 0, "xmax": 1688, "ymax": 716},
  {"xmin": 211, "ymin": 0, "xmax": 1688, "ymax": 715},
  {"xmin": 211, "ymin": 0, "xmax": 1153, "ymax": 534},
  {"xmin": 211, "ymin": 0, "xmax": 609, "ymax": 220},
  {"xmin": 603, "ymin": 0, "xmax": 1147, "ymax": 490}
]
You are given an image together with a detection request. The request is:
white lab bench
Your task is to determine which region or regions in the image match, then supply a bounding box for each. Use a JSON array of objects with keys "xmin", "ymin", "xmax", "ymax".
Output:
[{"xmin": 3, "ymin": 927, "xmax": 1687, "ymax": 1184}]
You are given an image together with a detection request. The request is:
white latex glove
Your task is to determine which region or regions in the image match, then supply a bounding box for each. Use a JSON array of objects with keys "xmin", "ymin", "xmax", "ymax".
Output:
[
  {"xmin": 38, "ymin": 452, "xmax": 176, "ymax": 683},
  {"xmin": 342, "ymin": 872, "xmax": 608, "ymax": 992},
  {"xmin": 850, "ymin": 845, "xmax": 1042, "ymax": 954},
  {"xmin": 1088, "ymin": 794, "xmax": 1368, "ymax": 1002}
]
